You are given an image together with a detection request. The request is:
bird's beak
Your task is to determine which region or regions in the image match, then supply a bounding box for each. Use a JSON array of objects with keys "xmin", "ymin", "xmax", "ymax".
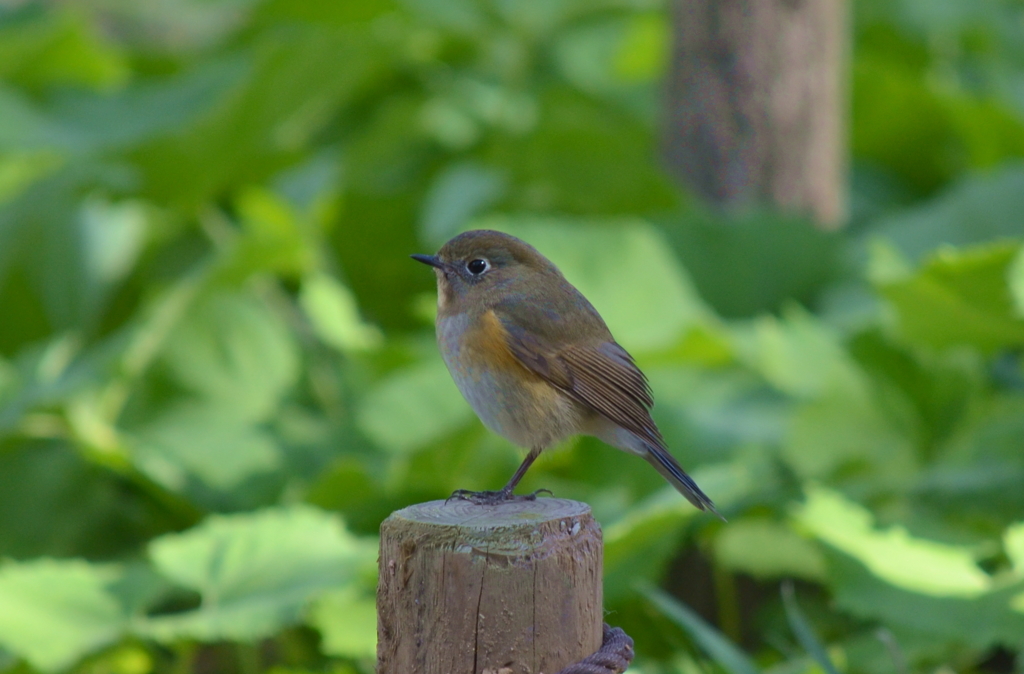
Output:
[{"xmin": 411, "ymin": 254, "xmax": 445, "ymax": 270}]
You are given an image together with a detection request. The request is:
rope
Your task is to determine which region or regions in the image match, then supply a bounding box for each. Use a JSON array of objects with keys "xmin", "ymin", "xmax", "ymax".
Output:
[{"xmin": 554, "ymin": 623, "xmax": 634, "ymax": 674}]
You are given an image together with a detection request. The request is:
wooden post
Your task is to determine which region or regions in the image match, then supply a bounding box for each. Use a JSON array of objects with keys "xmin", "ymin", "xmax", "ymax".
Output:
[{"xmin": 377, "ymin": 498, "xmax": 603, "ymax": 674}]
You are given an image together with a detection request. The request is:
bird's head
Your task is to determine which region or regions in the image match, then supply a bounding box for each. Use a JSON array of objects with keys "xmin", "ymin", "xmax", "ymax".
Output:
[{"xmin": 411, "ymin": 229, "xmax": 560, "ymax": 313}]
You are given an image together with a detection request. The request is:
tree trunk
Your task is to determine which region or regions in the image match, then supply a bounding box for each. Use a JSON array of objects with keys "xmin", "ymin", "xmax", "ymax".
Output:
[{"xmin": 664, "ymin": 0, "xmax": 846, "ymax": 228}]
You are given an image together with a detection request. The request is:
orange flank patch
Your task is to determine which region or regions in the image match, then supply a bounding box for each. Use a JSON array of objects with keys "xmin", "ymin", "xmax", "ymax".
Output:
[{"xmin": 471, "ymin": 310, "xmax": 538, "ymax": 377}]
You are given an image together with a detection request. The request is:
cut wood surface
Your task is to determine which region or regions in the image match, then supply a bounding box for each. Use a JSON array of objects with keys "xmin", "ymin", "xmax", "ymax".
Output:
[{"xmin": 377, "ymin": 498, "xmax": 603, "ymax": 674}]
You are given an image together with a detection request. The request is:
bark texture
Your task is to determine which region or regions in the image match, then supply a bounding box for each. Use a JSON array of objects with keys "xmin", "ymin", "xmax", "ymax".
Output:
[
  {"xmin": 664, "ymin": 0, "xmax": 845, "ymax": 227},
  {"xmin": 377, "ymin": 498, "xmax": 603, "ymax": 674}
]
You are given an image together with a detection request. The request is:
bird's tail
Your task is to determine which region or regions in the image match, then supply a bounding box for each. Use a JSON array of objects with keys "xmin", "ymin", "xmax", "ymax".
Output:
[{"xmin": 642, "ymin": 442, "xmax": 725, "ymax": 521}]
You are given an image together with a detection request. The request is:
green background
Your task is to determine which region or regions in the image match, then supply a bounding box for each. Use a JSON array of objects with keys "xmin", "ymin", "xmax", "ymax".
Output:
[{"xmin": 1, "ymin": 1, "xmax": 1023, "ymax": 673}]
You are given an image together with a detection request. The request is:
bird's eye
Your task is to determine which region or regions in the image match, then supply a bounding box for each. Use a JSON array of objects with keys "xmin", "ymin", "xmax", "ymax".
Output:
[{"xmin": 467, "ymin": 258, "xmax": 489, "ymax": 275}]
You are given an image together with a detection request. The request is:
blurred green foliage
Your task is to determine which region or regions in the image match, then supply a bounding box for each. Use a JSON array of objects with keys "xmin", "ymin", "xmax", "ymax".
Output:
[{"xmin": 1, "ymin": 0, "xmax": 1023, "ymax": 673}]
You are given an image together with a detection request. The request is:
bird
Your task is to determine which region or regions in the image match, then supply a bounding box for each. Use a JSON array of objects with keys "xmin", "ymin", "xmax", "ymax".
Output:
[{"xmin": 411, "ymin": 229, "xmax": 720, "ymax": 517}]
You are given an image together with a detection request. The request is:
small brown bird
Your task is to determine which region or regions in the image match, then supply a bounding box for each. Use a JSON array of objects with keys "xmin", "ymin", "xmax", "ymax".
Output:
[{"xmin": 412, "ymin": 229, "xmax": 720, "ymax": 517}]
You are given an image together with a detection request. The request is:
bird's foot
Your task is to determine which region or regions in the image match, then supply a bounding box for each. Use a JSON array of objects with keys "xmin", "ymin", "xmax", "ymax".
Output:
[{"xmin": 446, "ymin": 488, "xmax": 552, "ymax": 505}]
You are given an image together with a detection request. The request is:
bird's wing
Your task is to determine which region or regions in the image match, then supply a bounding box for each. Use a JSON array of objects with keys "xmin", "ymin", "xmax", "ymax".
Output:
[
  {"xmin": 493, "ymin": 303, "xmax": 720, "ymax": 516},
  {"xmin": 495, "ymin": 311, "xmax": 662, "ymax": 448}
]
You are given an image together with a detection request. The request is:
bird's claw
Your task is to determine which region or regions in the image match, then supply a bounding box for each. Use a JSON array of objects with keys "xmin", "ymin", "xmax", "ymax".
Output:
[{"xmin": 446, "ymin": 488, "xmax": 552, "ymax": 505}]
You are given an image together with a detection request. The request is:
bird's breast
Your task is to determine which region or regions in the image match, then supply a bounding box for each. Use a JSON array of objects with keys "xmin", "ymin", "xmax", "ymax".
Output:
[{"xmin": 436, "ymin": 309, "xmax": 582, "ymax": 448}]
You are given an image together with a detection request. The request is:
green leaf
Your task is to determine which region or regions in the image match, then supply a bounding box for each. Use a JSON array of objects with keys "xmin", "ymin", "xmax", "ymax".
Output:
[
  {"xmin": 1009, "ymin": 246, "xmax": 1024, "ymax": 318},
  {"xmin": 736, "ymin": 308, "xmax": 914, "ymax": 480},
  {"xmin": 662, "ymin": 210, "xmax": 842, "ymax": 319},
  {"xmin": 397, "ymin": 0, "xmax": 487, "ymax": 33},
  {"xmin": 479, "ymin": 216, "xmax": 711, "ymax": 352},
  {"xmin": 794, "ymin": 486, "xmax": 992, "ymax": 598},
  {"xmin": 133, "ymin": 28, "xmax": 384, "ymax": 207},
  {"xmin": 1006, "ymin": 522, "xmax": 1024, "ymax": 579},
  {"xmin": 0, "ymin": 55, "xmax": 244, "ymax": 156},
  {"xmin": 72, "ymin": 644, "xmax": 153, "ymax": 674},
  {"xmin": 715, "ymin": 520, "xmax": 826, "ymax": 581},
  {"xmin": 0, "ymin": 160, "xmax": 140, "ymax": 336},
  {"xmin": 231, "ymin": 185, "xmax": 319, "ymax": 279},
  {"xmin": 876, "ymin": 241, "xmax": 1024, "ymax": 353},
  {"xmin": 52, "ymin": 56, "xmax": 247, "ymax": 153},
  {"xmin": 866, "ymin": 166, "xmax": 1024, "ymax": 261},
  {"xmin": 162, "ymin": 291, "xmax": 299, "ymax": 422},
  {"xmin": 553, "ymin": 13, "xmax": 666, "ymax": 109},
  {"xmin": 299, "ymin": 273, "xmax": 382, "ymax": 352},
  {"xmin": 0, "ymin": 150, "xmax": 63, "ymax": 204},
  {"xmin": 781, "ymin": 582, "xmax": 841, "ymax": 674},
  {"xmin": 132, "ymin": 402, "xmax": 282, "ymax": 492},
  {"xmin": 732, "ymin": 304, "xmax": 868, "ymax": 399},
  {"xmin": 554, "ymin": 20, "xmax": 633, "ymax": 96},
  {"xmin": 853, "ymin": 49, "xmax": 1024, "ymax": 196},
  {"xmin": 0, "ymin": 559, "xmax": 125, "ymax": 672},
  {"xmin": 641, "ymin": 584, "xmax": 761, "ymax": 674},
  {"xmin": 0, "ymin": 356, "xmax": 15, "ymax": 405},
  {"xmin": 0, "ymin": 439, "xmax": 158, "ymax": 559},
  {"xmin": 865, "ymin": 238, "xmax": 914, "ymax": 285},
  {"xmin": 912, "ymin": 396, "xmax": 1024, "ymax": 518},
  {"xmin": 847, "ymin": 328, "xmax": 980, "ymax": 455},
  {"xmin": 488, "ymin": 88, "xmax": 679, "ymax": 214},
  {"xmin": 273, "ymin": 152, "xmax": 341, "ymax": 218},
  {"xmin": 307, "ymin": 587, "xmax": 377, "ymax": 658},
  {"xmin": 356, "ymin": 357, "xmax": 474, "ymax": 455},
  {"xmin": 419, "ymin": 162, "xmax": 506, "ymax": 247},
  {"xmin": 0, "ymin": 11, "xmax": 128, "ymax": 91},
  {"xmin": 257, "ymin": 0, "xmax": 396, "ymax": 25},
  {"xmin": 784, "ymin": 392, "xmax": 915, "ymax": 481},
  {"xmin": 491, "ymin": 0, "xmax": 578, "ymax": 36},
  {"xmin": 603, "ymin": 493, "xmax": 694, "ymax": 603},
  {"xmin": 79, "ymin": 195, "xmax": 147, "ymax": 288},
  {"xmin": 822, "ymin": 546, "xmax": 1024, "ymax": 649},
  {"xmin": 603, "ymin": 460, "xmax": 752, "ymax": 603},
  {"xmin": 0, "ymin": 83, "xmax": 70, "ymax": 152},
  {"xmin": 614, "ymin": 13, "xmax": 669, "ymax": 82},
  {"xmin": 0, "ymin": 165, "xmax": 146, "ymax": 331},
  {"xmin": 1008, "ymin": 520, "xmax": 1024, "ymax": 613},
  {"xmin": 645, "ymin": 367, "xmax": 786, "ymax": 454},
  {"xmin": 141, "ymin": 505, "xmax": 372, "ymax": 642}
]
